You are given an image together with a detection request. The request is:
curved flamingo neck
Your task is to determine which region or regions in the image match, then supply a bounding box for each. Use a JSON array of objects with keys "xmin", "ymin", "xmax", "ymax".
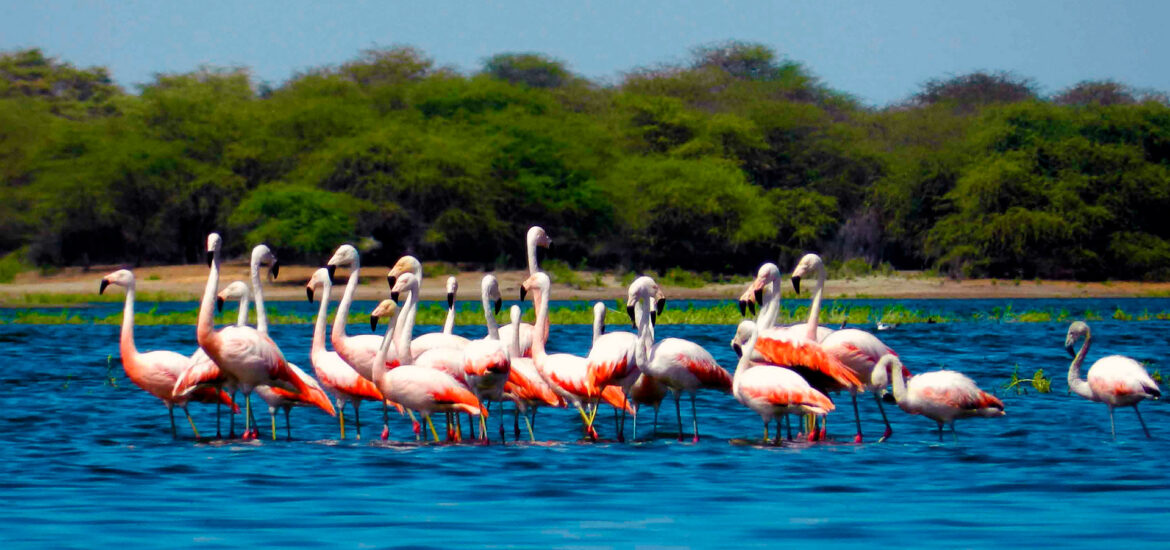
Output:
[
  {"xmin": 508, "ymin": 311, "xmax": 521, "ymax": 358},
  {"xmin": 482, "ymin": 290, "xmax": 499, "ymax": 340},
  {"xmin": 529, "ymin": 287, "xmax": 550, "ymax": 363},
  {"xmin": 197, "ymin": 250, "xmax": 220, "ymax": 351},
  {"xmin": 805, "ymin": 263, "xmax": 826, "ymax": 341},
  {"xmin": 526, "ymin": 235, "xmax": 539, "ymax": 275},
  {"xmin": 118, "ymin": 281, "xmax": 138, "ymax": 362},
  {"xmin": 372, "ymin": 309, "xmax": 401, "ymax": 388},
  {"xmin": 251, "ymin": 255, "xmax": 268, "ymax": 335},
  {"xmin": 443, "ymin": 304, "xmax": 456, "ymax": 335},
  {"xmin": 592, "ymin": 308, "xmax": 604, "ymax": 343},
  {"xmin": 312, "ymin": 279, "xmax": 332, "ymax": 354},
  {"xmin": 758, "ymin": 277, "xmax": 782, "ymax": 330},
  {"xmin": 634, "ymin": 298, "xmax": 653, "ymax": 367},
  {"xmin": 236, "ymin": 291, "xmax": 250, "ymax": 327},
  {"xmin": 395, "ymin": 282, "xmax": 420, "ymax": 361},
  {"xmin": 331, "ymin": 259, "xmax": 360, "ymax": 347},
  {"xmin": 732, "ymin": 332, "xmax": 759, "ymax": 392},
  {"xmin": 886, "ymin": 360, "xmax": 908, "ymax": 405},
  {"xmin": 1068, "ymin": 331, "xmax": 1094, "ymax": 400}
]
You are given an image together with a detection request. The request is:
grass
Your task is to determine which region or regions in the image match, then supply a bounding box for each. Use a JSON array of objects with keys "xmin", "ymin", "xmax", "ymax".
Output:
[
  {"xmin": 1003, "ymin": 365, "xmax": 1053, "ymax": 394},
  {"xmin": 0, "ymin": 250, "xmax": 33, "ymax": 284},
  {"xmin": 0, "ymin": 290, "xmax": 195, "ymax": 306}
]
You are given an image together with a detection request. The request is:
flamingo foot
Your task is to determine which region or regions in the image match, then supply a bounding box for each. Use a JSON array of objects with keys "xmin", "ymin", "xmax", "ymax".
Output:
[
  {"xmin": 380, "ymin": 426, "xmax": 389, "ymax": 441},
  {"xmin": 807, "ymin": 430, "xmax": 817, "ymax": 442},
  {"xmin": 880, "ymin": 427, "xmax": 892, "ymax": 442},
  {"xmin": 412, "ymin": 420, "xmax": 421, "ymax": 437},
  {"xmin": 853, "ymin": 432, "xmax": 863, "ymax": 443},
  {"xmin": 586, "ymin": 426, "xmax": 599, "ymax": 441},
  {"xmin": 498, "ymin": 424, "xmax": 506, "ymax": 444},
  {"xmin": 692, "ymin": 434, "xmax": 700, "ymax": 443},
  {"xmin": 818, "ymin": 427, "xmax": 827, "ymax": 441},
  {"xmin": 617, "ymin": 432, "xmax": 625, "ymax": 443},
  {"xmin": 446, "ymin": 425, "xmax": 455, "ymax": 442}
]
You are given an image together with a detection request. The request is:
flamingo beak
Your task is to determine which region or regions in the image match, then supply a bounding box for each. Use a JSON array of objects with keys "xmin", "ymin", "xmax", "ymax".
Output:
[
  {"xmin": 306, "ymin": 287, "xmax": 314, "ymax": 303},
  {"xmin": 270, "ymin": 260, "xmax": 280, "ymax": 280},
  {"xmin": 386, "ymin": 275, "xmax": 395, "ymax": 289},
  {"xmin": 390, "ymin": 291, "xmax": 400, "ymax": 302},
  {"xmin": 732, "ymin": 343, "xmax": 742, "ymax": 358},
  {"xmin": 326, "ymin": 264, "xmax": 337, "ymax": 280},
  {"xmin": 626, "ymin": 304, "xmax": 636, "ymax": 328},
  {"xmin": 446, "ymin": 292, "xmax": 454, "ymax": 309},
  {"xmin": 1065, "ymin": 343, "xmax": 1075, "ymax": 358},
  {"xmin": 99, "ymin": 279, "xmax": 109, "ymax": 295},
  {"xmin": 650, "ymin": 311, "xmax": 657, "ymax": 326},
  {"xmin": 494, "ymin": 298, "xmax": 502, "ymax": 316},
  {"xmin": 748, "ymin": 301, "xmax": 757, "ymax": 316},
  {"xmin": 206, "ymin": 252, "xmax": 213, "ymax": 268},
  {"xmin": 656, "ymin": 299, "xmax": 666, "ymax": 315},
  {"xmin": 371, "ymin": 316, "xmax": 379, "ymax": 332},
  {"xmin": 791, "ymin": 276, "xmax": 801, "ymax": 295},
  {"xmin": 520, "ymin": 287, "xmax": 527, "ymax": 301},
  {"xmin": 216, "ymin": 296, "xmax": 224, "ymax": 313},
  {"xmin": 737, "ymin": 300, "xmax": 747, "ymax": 317},
  {"xmin": 754, "ymin": 287, "xmax": 764, "ymax": 304}
]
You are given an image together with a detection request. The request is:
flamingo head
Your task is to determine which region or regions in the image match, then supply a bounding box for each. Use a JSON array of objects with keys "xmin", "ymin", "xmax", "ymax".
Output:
[
  {"xmin": 1065, "ymin": 321, "xmax": 1090, "ymax": 357},
  {"xmin": 369, "ymin": 300, "xmax": 400, "ymax": 332},
  {"xmin": 790, "ymin": 253, "xmax": 824, "ymax": 295},
  {"xmin": 481, "ymin": 274, "xmax": 502, "ymax": 315},
  {"xmin": 626, "ymin": 276, "xmax": 660, "ymax": 327},
  {"xmin": 389, "ymin": 271, "xmax": 418, "ymax": 303},
  {"xmin": 520, "ymin": 271, "xmax": 550, "ymax": 303},
  {"xmin": 326, "ymin": 244, "xmax": 358, "ymax": 276},
  {"xmin": 446, "ymin": 276, "xmax": 458, "ymax": 309},
  {"xmin": 528, "ymin": 226, "xmax": 552, "ymax": 249},
  {"xmin": 592, "ymin": 302, "xmax": 607, "ymax": 335},
  {"xmin": 730, "ymin": 319, "xmax": 756, "ymax": 358},
  {"xmin": 387, "ymin": 255, "xmax": 422, "ymax": 290},
  {"xmin": 251, "ymin": 244, "xmax": 279, "ymax": 281},
  {"xmin": 216, "ymin": 280, "xmax": 249, "ymax": 313},
  {"xmin": 99, "ymin": 269, "xmax": 135, "ymax": 295},
  {"xmin": 305, "ymin": 268, "xmax": 331, "ymax": 303},
  {"xmin": 205, "ymin": 233, "xmax": 222, "ymax": 267},
  {"xmin": 871, "ymin": 354, "xmax": 903, "ymax": 390}
]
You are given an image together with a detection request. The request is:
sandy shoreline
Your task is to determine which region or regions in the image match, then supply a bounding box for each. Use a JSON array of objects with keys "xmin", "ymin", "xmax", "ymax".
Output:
[{"xmin": 4, "ymin": 263, "xmax": 1170, "ymax": 304}]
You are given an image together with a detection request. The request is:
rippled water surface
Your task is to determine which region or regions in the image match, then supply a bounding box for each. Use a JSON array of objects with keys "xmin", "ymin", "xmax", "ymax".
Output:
[{"xmin": 3, "ymin": 299, "xmax": 1170, "ymax": 548}]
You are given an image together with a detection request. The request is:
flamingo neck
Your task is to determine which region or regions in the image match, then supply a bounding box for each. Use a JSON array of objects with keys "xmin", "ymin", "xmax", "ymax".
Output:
[
  {"xmin": 508, "ymin": 313, "xmax": 521, "ymax": 358},
  {"xmin": 805, "ymin": 264, "xmax": 826, "ymax": 341},
  {"xmin": 395, "ymin": 283, "xmax": 419, "ymax": 361},
  {"xmin": 732, "ymin": 332, "xmax": 759, "ymax": 393},
  {"xmin": 443, "ymin": 304, "xmax": 456, "ymax": 335},
  {"xmin": 887, "ymin": 361, "xmax": 908, "ymax": 405},
  {"xmin": 372, "ymin": 310, "xmax": 401, "ymax": 389},
  {"xmin": 1068, "ymin": 331, "xmax": 1094, "ymax": 400},
  {"xmin": 236, "ymin": 292, "xmax": 250, "ymax": 327},
  {"xmin": 311, "ymin": 279, "xmax": 332, "ymax": 354},
  {"xmin": 481, "ymin": 291, "xmax": 499, "ymax": 340},
  {"xmin": 119, "ymin": 281, "xmax": 138, "ymax": 361},
  {"xmin": 530, "ymin": 288, "xmax": 549, "ymax": 363},
  {"xmin": 251, "ymin": 256, "xmax": 268, "ymax": 335},
  {"xmin": 197, "ymin": 252, "xmax": 220, "ymax": 350},
  {"xmin": 634, "ymin": 298, "xmax": 653, "ymax": 368},
  {"xmin": 526, "ymin": 235, "xmax": 539, "ymax": 275},
  {"xmin": 592, "ymin": 309, "xmax": 604, "ymax": 344},
  {"xmin": 758, "ymin": 275, "xmax": 782, "ymax": 330},
  {"xmin": 331, "ymin": 260, "xmax": 360, "ymax": 346}
]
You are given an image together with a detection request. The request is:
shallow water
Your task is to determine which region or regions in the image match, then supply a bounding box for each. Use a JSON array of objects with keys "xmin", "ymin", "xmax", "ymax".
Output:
[{"xmin": 3, "ymin": 300, "xmax": 1170, "ymax": 548}]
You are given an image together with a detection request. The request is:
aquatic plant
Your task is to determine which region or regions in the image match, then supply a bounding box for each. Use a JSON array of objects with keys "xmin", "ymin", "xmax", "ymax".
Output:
[{"xmin": 1003, "ymin": 365, "xmax": 1052, "ymax": 395}]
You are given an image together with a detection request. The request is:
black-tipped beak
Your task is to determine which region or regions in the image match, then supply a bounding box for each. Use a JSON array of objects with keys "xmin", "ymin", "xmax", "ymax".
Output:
[
  {"xmin": 650, "ymin": 311, "xmax": 657, "ymax": 326},
  {"xmin": 748, "ymin": 301, "xmax": 757, "ymax": 316},
  {"xmin": 1065, "ymin": 343, "xmax": 1075, "ymax": 358},
  {"xmin": 520, "ymin": 287, "xmax": 527, "ymax": 301},
  {"xmin": 737, "ymin": 300, "xmax": 747, "ymax": 317},
  {"xmin": 494, "ymin": 297, "xmax": 502, "ymax": 316},
  {"xmin": 99, "ymin": 279, "xmax": 109, "ymax": 295},
  {"xmin": 883, "ymin": 393, "xmax": 896, "ymax": 404},
  {"xmin": 732, "ymin": 343, "xmax": 742, "ymax": 358},
  {"xmin": 791, "ymin": 276, "xmax": 801, "ymax": 295},
  {"xmin": 656, "ymin": 299, "xmax": 666, "ymax": 315},
  {"xmin": 306, "ymin": 287, "xmax": 314, "ymax": 303},
  {"xmin": 271, "ymin": 260, "xmax": 280, "ymax": 280},
  {"xmin": 216, "ymin": 296, "xmax": 224, "ymax": 313},
  {"xmin": 390, "ymin": 291, "xmax": 400, "ymax": 302},
  {"xmin": 446, "ymin": 292, "xmax": 454, "ymax": 309},
  {"xmin": 326, "ymin": 264, "xmax": 337, "ymax": 280},
  {"xmin": 754, "ymin": 288, "xmax": 764, "ymax": 304},
  {"xmin": 386, "ymin": 275, "xmax": 395, "ymax": 289},
  {"xmin": 206, "ymin": 252, "xmax": 213, "ymax": 268},
  {"xmin": 371, "ymin": 316, "xmax": 379, "ymax": 332},
  {"xmin": 626, "ymin": 304, "xmax": 636, "ymax": 327}
]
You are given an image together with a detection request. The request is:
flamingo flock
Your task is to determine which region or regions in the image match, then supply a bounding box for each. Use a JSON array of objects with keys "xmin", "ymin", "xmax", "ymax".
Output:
[{"xmin": 101, "ymin": 226, "xmax": 1161, "ymax": 444}]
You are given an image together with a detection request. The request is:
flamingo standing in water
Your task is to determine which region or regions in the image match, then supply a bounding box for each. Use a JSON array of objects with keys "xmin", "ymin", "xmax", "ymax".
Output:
[
  {"xmin": 462, "ymin": 275, "xmax": 513, "ymax": 441},
  {"xmin": 306, "ymin": 268, "xmax": 385, "ymax": 439},
  {"xmin": 731, "ymin": 320, "xmax": 834, "ymax": 444},
  {"xmin": 181, "ymin": 280, "xmax": 249, "ymax": 437},
  {"xmin": 499, "ymin": 226, "xmax": 551, "ymax": 357},
  {"xmin": 791, "ymin": 253, "xmax": 901, "ymax": 442},
  {"xmin": 369, "ymin": 298, "xmax": 485, "ymax": 443},
  {"xmin": 100, "ymin": 269, "xmax": 236, "ymax": 438},
  {"xmin": 585, "ymin": 301, "xmax": 640, "ymax": 441},
  {"xmin": 387, "ymin": 256, "xmax": 469, "ymax": 360},
  {"xmin": 871, "ymin": 355, "xmax": 1003, "ymax": 441},
  {"xmin": 522, "ymin": 272, "xmax": 634, "ymax": 440},
  {"xmin": 501, "ymin": 304, "xmax": 561, "ymax": 440},
  {"xmin": 190, "ymin": 233, "xmax": 334, "ymax": 440},
  {"xmin": 628, "ymin": 276, "xmax": 731, "ymax": 442},
  {"xmin": 1064, "ymin": 321, "xmax": 1160, "ymax": 438}
]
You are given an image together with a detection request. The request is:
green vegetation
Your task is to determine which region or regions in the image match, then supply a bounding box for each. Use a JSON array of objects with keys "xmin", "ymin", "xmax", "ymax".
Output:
[
  {"xmin": 1003, "ymin": 365, "xmax": 1053, "ymax": 395},
  {"xmin": 1, "ymin": 45, "xmax": 1169, "ymax": 280}
]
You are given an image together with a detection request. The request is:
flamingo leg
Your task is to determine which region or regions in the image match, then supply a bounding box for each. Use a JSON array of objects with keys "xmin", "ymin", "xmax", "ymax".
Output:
[
  {"xmin": 168, "ymin": 404, "xmax": 178, "ymax": 439},
  {"xmin": 950, "ymin": 423, "xmax": 958, "ymax": 442},
  {"xmin": 284, "ymin": 406, "xmax": 291, "ymax": 440},
  {"xmin": 617, "ymin": 390, "xmax": 630, "ymax": 443},
  {"xmin": 498, "ymin": 400, "xmax": 506, "ymax": 443},
  {"xmin": 523, "ymin": 413, "xmax": 535, "ymax": 442},
  {"xmin": 774, "ymin": 418, "xmax": 781, "ymax": 445},
  {"xmin": 339, "ymin": 403, "xmax": 346, "ymax": 440},
  {"xmin": 182, "ymin": 406, "xmax": 201, "ymax": 439},
  {"xmin": 763, "ymin": 421, "xmax": 769, "ymax": 443},
  {"xmin": 652, "ymin": 406, "xmax": 659, "ymax": 437},
  {"xmin": 785, "ymin": 415, "xmax": 793, "ymax": 440},
  {"xmin": 674, "ymin": 392, "xmax": 683, "ymax": 441},
  {"xmin": 215, "ymin": 398, "xmax": 222, "ymax": 439},
  {"xmin": 851, "ymin": 392, "xmax": 863, "ymax": 443},
  {"xmin": 1134, "ymin": 405, "xmax": 1152, "ymax": 438},
  {"xmin": 513, "ymin": 406, "xmax": 521, "ymax": 441},
  {"xmin": 576, "ymin": 405, "xmax": 597, "ymax": 440},
  {"xmin": 690, "ymin": 393, "xmax": 700, "ymax": 443},
  {"xmin": 244, "ymin": 394, "xmax": 253, "ymax": 439},
  {"xmin": 353, "ymin": 401, "xmax": 361, "ymax": 440},
  {"xmin": 426, "ymin": 414, "xmax": 440, "ymax": 442},
  {"xmin": 270, "ymin": 409, "xmax": 277, "ymax": 441},
  {"xmin": 875, "ymin": 393, "xmax": 892, "ymax": 442},
  {"xmin": 381, "ymin": 402, "xmax": 390, "ymax": 441},
  {"xmin": 1109, "ymin": 407, "xmax": 1116, "ymax": 439},
  {"xmin": 229, "ymin": 390, "xmax": 237, "ymax": 438},
  {"xmin": 632, "ymin": 404, "xmax": 640, "ymax": 440},
  {"xmin": 937, "ymin": 422, "xmax": 944, "ymax": 442}
]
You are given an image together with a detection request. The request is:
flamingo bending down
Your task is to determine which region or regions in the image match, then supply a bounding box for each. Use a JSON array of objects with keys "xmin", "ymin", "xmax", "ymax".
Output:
[
  {"xmin": 731, "ymin": 320, "xmax": 834, "ymax": 444},
  {"xmin": 306, "ymin": 268, "xmax": 386, "ymax": 439},
  {"xmin": 100, "ymin": 269, "xmax": 236, "ymax": 438},
  {"xmin": 871, "ymin": 355, "xmax": 1003, "ymax": 441},
  {"xmin": 792, "ymin": 253, "xmax": 901, "ymax": 442},
  {"xmin": 522, "ymin": 272, "xmax": 634, "ymax": 440},
  {"xmin": 629, "ymin": 276, "xmax": 731, "ymax": 442},
  {"xmin": 370, "ymin": 297, "xmax": 485, "ymax": 443},
  {"xmin": 585, "ymin": 301, "xmax": 640, "ymax": 441},
  {"xmin": 1065, "ymin": 321, "xmax": 1160, "ymax": 438},
  {"xmin": 193, "ymin": 233, "xmax": 334, "ymax": 440},
  {"xmin": 388, "ymin": 256, "xmax": 469, "ymax": 360},
  {"xmin": 498, "ymin": 226, "xmax": 551, "ymax": 357}
]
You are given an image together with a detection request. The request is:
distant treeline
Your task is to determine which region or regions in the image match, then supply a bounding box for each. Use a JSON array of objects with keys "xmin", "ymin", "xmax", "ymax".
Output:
[{"xmin": 2, "ymin": 43, "xmax": 1169, "ymax": 280}]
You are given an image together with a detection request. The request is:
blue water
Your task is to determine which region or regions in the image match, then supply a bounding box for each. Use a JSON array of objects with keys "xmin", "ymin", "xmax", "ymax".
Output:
[{"xmin": 3, "ymin": 300, "xmax": 1170, "ymax": 548}]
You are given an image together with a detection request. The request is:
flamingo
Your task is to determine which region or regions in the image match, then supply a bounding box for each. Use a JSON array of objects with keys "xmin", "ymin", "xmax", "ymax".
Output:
[
  {"xmin": 190, "ymin": 233, "xmax": 334, "ymax": 440},
  {"xmin": 499, "ymin": 225, "xmax": 552, "ymax": 357},
  {"xmin": 871, "ymin": 355, "xmax": 1004, "ymax": 441},
  {"xmin": 737, "ymin": 262, "xmax": 834, "ymax": 339},
  {"xmin": 370, "ymin": 296, "xmax": 486, "ymax": 443},
  {"xmin": 628, "ymin": 373, "xmax": 667, "ymax": 440},
  {"xmin": 306, "ymin": 268, "xmax": 385, "ymax": 439},
  {"xmin": 628, "ymin": 276, "xmax": 731, "ymax": 442},
  {"xmin": 585, "ymin": 301, "xmax": 640, "ymax": 441},
  {"xmin": 388, "ymin": 256, "xmax": 469, "ymax": 360},
  {"xmin": 1064, "ymin": 321, "xmax": 1160, "ymax": 438},
  {"xmin": 181, "ymin": 280, "xmax": 249, "ymax": 437},
  {"xmin": 99, "ymin": 269, "xmax": 236, "ymax": 439},
  {"xmin": 501, "ymin": 304, "xmax": 561, "ymax": 441},
  {"xmin": 462, "ymin": 275, "xmax": 513, "ymax": 441},
  {"xmin": 792, "ymin": 253, "xmax": 901, "ymax": 442},
  {"xmin": 521, "ymin": 271, "xmax": 634, "ymax": 440},
  {"xmin": 731, "ymin": 320, "xmax": 834, "ymax": 444}
]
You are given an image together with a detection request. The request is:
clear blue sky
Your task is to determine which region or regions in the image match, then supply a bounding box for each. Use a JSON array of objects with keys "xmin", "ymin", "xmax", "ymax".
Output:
[{"xmin": 2, "ymin": 0, "xmax": 1167, "ymax": 106}]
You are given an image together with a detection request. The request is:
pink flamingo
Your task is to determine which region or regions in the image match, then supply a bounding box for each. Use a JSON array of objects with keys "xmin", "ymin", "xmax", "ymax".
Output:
[
  {"xmin": 501, "ymin": 304, "xmax": 561, "ymax": 440},
  {"xmin": 193, "ymin": 233, "xmax": 334, "ymax": 440},
  {"xmin": 182, "ymin": 280, "xmax": 249, "ymax": 437},
  {"xmin": 791, "ymin": 253, "xmax": 902, "ymax": 442},
  {"xmin": 369, "ymin": 299, "xmax": 486, "ymax": 443},
  {"xmin": 306, "ymin": 268, "xmax": 385, "ymax": 439},
  {"xmin": 387, "ymin": 256, "xmax": 469, "ymax": 360},
  {"xmin": 462, "ymin": 275, "xmax": 513, "ymax": 441},
  {"xmin": 499, "ymin": 226, "xmax": 552, "ymax": 357},
  {"xmin": 100, "ymin": 269, "xmax": 236, "ymax": 438},
  {"xmin": 585, "ymin": 301, "xmax": 640, "ymax": 441},
  {"xmin": 628, "ymin": 276, "xmax": 731, "ymax": 442},
  {"xmin": 738, "ymin": 262, "xmax": 835, "ymax": 340},
  {"xmin": 731, "ymin": 320, "xmax": 834, "ymax": 444},
  {"xmin": 628, "ymin": 373, "xmax": 667, "ymax": 440},
  {"xmin": 1065, "ymin": 321, "xmax": 1160, "ymax": 438},
  {"xmin": 871, "ymin": 355, "xmax": 1003, "ymax": 441},
  {"xmin": 522, "ymin": 272, "xmax": 634, "ymax": 440}
]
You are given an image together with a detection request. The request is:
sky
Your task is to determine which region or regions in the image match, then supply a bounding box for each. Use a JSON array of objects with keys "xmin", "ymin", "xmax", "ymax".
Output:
[{"xmin": 2, "ymin": 0, "xmax": 1167, "ymax": 106}]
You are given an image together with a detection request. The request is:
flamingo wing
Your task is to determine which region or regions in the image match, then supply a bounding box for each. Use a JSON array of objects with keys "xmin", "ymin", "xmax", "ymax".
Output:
[{"xmin": 585, "ymin": 331, "xmax": 637, "ymax": 395}]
